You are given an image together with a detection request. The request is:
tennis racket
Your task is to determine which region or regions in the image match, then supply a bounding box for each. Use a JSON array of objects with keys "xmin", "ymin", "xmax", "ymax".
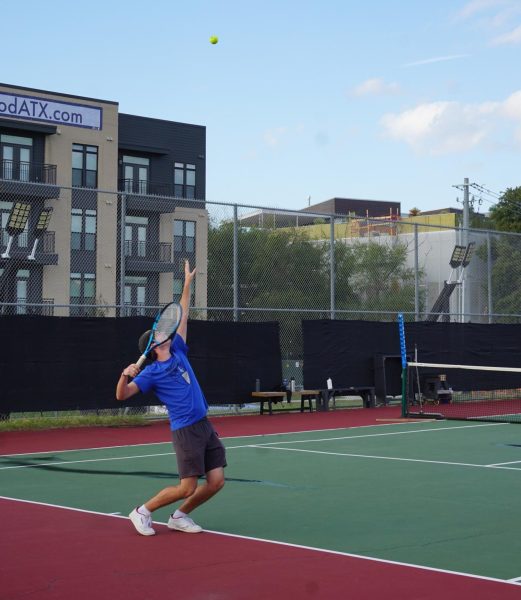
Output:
[{"xmin": 136, "ymin": 302, "xmax": 183, "ymax": 368}]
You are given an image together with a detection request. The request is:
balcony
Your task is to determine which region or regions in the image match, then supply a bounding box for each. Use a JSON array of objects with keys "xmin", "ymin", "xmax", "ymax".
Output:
[
  {"xmin": 0, "ymin": 159, "xmax": 59, "ymax": 199},
  {"xmin": 0, "ymin": 231, "xmax": 58, "ymax": 266},
  {"xmin": 119, "ymin": 178, "xmax": 173, "ymax": 196},
  {"xmin": 119, "ymin": 179, "xmax": 204, "ymax": 212},
  {"xmin": 124, "ymin": 240, "xmax": 176, "ymax": 272},
  {"xmin": 122, "ymin": 303, "xmax": 155, "ymax": 317}
]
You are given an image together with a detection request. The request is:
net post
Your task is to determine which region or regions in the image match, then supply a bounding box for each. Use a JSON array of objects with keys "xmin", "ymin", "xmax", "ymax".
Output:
[{"xmin": 398, "ymin": 313, "xmax": 408, "ymax": 417}]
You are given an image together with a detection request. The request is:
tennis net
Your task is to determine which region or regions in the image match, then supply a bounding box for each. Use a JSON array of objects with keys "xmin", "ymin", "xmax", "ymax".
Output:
[{"xmin": 405, "ymin": 362, "xmax": 521, "ymax": 423}]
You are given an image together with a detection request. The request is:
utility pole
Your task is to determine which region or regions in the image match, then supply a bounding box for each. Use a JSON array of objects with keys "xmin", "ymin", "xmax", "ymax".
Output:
[
  {"xmin": 452, "ymin": 178, "xmax": 471, "ymax": 322},
  {"xmin": 462, "ymin": 177, "xmax": 470, "ymax": 240},
  {"xmin": 462, "ymin": 178, "xmax": 470, "ymax": 322}
]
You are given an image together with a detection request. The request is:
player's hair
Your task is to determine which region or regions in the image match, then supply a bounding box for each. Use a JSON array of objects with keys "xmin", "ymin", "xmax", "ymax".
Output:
[{"xmin": 138, "ymin": 330, "xmax": 157, "ymax": 361}]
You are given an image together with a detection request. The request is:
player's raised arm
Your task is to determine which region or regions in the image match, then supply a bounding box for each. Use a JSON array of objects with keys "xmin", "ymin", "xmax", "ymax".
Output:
[
  {"xmin": 116, "ymin": 364, "xmax": 140, "ymax": 401},
  {"xmin": 177, "ymin": 260, "xmax": 196, "ymax": 342}
]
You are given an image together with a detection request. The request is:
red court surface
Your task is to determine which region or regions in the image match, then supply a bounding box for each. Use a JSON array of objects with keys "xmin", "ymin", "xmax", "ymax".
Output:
[
  {"xmin": 2, "ymin": 497, "xmax": 520, "ymax": 600},
  {"xmin": 3, "ymin": 407, "xmax": 520, "ymax": 599},
  {"xmin": 0, "ymin": 406, "xmax": 405, "ymax": 455}
]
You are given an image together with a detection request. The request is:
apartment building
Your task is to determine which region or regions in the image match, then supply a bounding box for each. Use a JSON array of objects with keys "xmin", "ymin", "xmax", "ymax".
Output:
[{"xmin": 0, "ymin": 82, "xmax": 207, "ymax": 316}]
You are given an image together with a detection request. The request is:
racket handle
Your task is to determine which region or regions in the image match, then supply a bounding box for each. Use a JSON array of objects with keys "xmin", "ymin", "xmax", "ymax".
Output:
[{"xmin": 136, "ymin": 354, "xmax": 147, "ymax": 368}]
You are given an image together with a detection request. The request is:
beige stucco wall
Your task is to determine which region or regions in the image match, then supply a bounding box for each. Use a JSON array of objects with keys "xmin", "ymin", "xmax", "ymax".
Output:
[
  {"xmin": 1, "ymin": 84, "xmax": 209, "ymax": 318},
  {"xmin": 0, "ymin": 85, "xmax": 119, "ymax": 314},
  {"xmin": 158, "ymin": 207, "xmax": 209, "ymax": 309}
]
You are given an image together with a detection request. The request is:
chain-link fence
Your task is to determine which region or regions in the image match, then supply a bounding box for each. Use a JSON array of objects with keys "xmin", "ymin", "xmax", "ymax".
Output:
[{"xmin": 1, "ymin": 179, "xmax": 521, "ymax": 418}]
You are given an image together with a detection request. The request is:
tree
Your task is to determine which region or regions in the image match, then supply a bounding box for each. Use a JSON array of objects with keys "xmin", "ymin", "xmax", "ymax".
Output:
[
  {"xmin": 207, "ymin": 221, "xmax": 421, "ymax": 355},
  {"xmin": 488, "ymin": 187, "xmax": 521, "ymax": 233},
  {"xmin": 482, "ymin": 187, "xmax": 521, "ymax": 319},
  {"xmin": 334, "ymin": 240, "xmax": 420, "ymax": 318}
]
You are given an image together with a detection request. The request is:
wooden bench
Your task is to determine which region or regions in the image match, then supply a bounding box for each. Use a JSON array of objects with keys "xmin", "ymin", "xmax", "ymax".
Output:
[
  {"xmin": 251, "ymin": 390, "xmax": 320, "ymax": 415},
  {"xmin": 316, "ymin": 386, "xmax": 376, "ymax": 411}
]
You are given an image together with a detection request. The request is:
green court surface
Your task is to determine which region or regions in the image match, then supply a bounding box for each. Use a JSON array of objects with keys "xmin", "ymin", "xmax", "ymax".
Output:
[{"xmin": 2, "ymin": 420, "xmax": 521, "ymax": 581}]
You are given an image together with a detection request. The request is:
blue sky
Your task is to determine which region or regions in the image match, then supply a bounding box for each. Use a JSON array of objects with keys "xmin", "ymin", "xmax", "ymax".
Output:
[{"xmin": 3, "ymin": 0, "xmax": 521, "ymax": 214}]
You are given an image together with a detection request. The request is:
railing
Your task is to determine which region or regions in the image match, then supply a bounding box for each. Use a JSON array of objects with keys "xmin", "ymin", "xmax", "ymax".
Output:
[
  {"xmin": 123, "ymin": 302, "xmax": 147, "ymax": 317},
  {"xmin": 118, "ymin": 179, "xmax": 174, "ymax": 196},
  {"xmin": 41, "ymin": 298, "xmax": 54, "ymax": 316},
  {"xmin": 124, "ymin": 240, "xmax": 172, "ymax": 262},
  {"xmin": 0, "ymin": 231, "xmax": 55, "ymax": 254},
  {"xmin": 42, "ymin": 231, "xmax": 55, "ymax": 254},
  {"xmin": 118, "ymin": 179, "xmax": 198, "ymax": 200},
  {"xmin": 5, "ymin": 299, "xmax": 54, "ymax": 316},
  {"xmin": 1, "ymin": 160, "xmax": 57, "ymax": 184}
]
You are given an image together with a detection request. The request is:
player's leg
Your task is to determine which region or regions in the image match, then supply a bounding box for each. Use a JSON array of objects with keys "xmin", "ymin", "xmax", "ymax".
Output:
[
  {"xmin": 145, "ymin": 477, "xmax": 199, "ymax": 511},
  {"xmin": 177, "ymin": 466, "xmax": 225, "ymax": 514},
  {"xmin": 167, "ymin": 467, "xmax": 224, "ymax": 533},
  {"xmin": 169, "ymin": 422, "xmax": 227, "ymax": 532},
  {"xmin": 129, "ymin": 477, "xmax": 198, "ymax": 536}
]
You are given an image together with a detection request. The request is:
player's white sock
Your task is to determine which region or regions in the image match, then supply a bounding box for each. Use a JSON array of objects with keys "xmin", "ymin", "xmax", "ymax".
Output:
[
  {"xmin": 173, "ymin": 509, "xmax": 187, "ymax": 518},
  {"xmin": 138, "ymin": 504, "xmax": 151, "ymax": 516}
]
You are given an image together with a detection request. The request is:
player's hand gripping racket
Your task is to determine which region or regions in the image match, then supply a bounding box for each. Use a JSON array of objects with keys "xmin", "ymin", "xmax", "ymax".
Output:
[{"xmin": 136, "ymin": 302, "xmax": 183, "ymax": 368}]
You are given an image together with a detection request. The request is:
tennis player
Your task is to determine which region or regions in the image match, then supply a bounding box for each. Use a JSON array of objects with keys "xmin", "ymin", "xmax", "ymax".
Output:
[{"xmin": 116, "ymin": 260, "xmax": 226, "ymax": 536}]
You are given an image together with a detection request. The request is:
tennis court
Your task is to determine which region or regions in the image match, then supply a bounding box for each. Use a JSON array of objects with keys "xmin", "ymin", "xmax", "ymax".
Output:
[{"xmin": 2, "ymin": 410, "xmax": 521, "ymax": 599}]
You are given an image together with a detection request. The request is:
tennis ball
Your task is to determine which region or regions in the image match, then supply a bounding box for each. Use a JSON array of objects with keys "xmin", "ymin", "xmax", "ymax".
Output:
[{"xmin": 209, "ymin": 36, "xmax": 218, "ymax": 45}]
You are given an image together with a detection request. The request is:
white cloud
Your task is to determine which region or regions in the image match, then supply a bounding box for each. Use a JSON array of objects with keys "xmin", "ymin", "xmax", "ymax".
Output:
[
  {"xmin": 454, "ymin": 1, "xmax": 521, "ymax": 44},
  {"xmin": 490, "ymin": 24, "xmax": 521, "ymax": 44},
  {"xmin": 351, "ymin": 78, "xmax": 400, "ymax": 96},
  {"xmin": 381, "ymin": 91, "xmax": 521, "ymax": 155},
  {"xmin": 263, "ymin": 126, "xmax": 289, "ymax": 147},
  {"xmin": 456, "ymin": 0, "xmax": 507, "ymax": 21},
  {"xmin": 402, "ymin": 54, "xmax": 470, "ymax": 67},
  {"xmin": 500, "ymin": 90, "xmax": 521, "ymax": 118}
]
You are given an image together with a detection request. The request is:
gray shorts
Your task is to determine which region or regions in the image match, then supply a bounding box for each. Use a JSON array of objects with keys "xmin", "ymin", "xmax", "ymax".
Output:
[{"xmin": 172, "ymin": 417, "xmax": 227, "ymax": 479}]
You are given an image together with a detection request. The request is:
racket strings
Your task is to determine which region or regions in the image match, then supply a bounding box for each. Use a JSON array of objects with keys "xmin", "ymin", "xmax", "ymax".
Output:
[{"xmin": 155, "ymin": 306, "xmax": 182, "ymax": 337}]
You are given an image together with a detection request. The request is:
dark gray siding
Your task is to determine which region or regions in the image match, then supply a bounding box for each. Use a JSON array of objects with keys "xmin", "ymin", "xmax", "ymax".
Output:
[
  {"xmin": 118, "ymin": 113, "xmax": 206, "ymax": 200},
  {"xmin": 304, "ymin": 197, "xmax": 401, "ymax": 218}
]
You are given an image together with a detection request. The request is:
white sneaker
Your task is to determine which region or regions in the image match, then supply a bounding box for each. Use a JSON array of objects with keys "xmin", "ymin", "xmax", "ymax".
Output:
[
  {"xmin": 129, "ymin": 508, "xmax": 156, "ymax": 536},
  {"xmin": 167, "ymin": 514, "xmax": 203, "ymax": 533}
]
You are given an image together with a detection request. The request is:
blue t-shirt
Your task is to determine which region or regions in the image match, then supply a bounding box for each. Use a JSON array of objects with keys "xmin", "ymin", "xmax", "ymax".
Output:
[{"xmin": 133, "ymin": 334, "xmax": 208, "ymax": 431}]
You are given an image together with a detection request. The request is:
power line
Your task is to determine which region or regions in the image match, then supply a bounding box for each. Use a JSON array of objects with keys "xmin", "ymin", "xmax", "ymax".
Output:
[
  {"xmin": 453, "ymin": 180, "xmax": 521, "ymax": 220},
  {"xmin": 470, "ymin": 183, "xmax": 501, "ymax": 200}
]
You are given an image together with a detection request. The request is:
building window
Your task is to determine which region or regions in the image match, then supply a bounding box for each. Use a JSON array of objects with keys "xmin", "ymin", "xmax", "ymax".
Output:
[
  {"xmin": 121, "ymin": 155, "xmax": 150, "ymax": 194},
  {"xmin": 71, "ymin": 209, "xmax": 97, "ymax": 251},
  {"xmin": 124, "ymin": 275, "xmax": 148, "ymax": 316},
  {"xmin": 173, "ymin": 220, "xmax": 196, "ymax": 254},
  {"xmin": 174, "ymin": 162, "xmax": 196, "ymax": 198},
  {"xmin": 173, "ymin": 278, "xmax": 194, "ymax": 304},
  {"xmin": 15, "ymin": 269, "xmax": 29, "ymax": 315},
  {"xmin": 72, "ymin": 144, "xmax": 98, "ymax": 188},
  {"xmin": 125, "ymin": 215, "xmax": 148, "ymax": 257},
  {"xmin": 172, "ymin": 278, "xmax": 183, "ymax": 303},
  {"xmin": 1, "ymin": 134, "xmax": 33, "ymax": 181},
  {"xmin": 70, "ymin": 272, "xmax": 96, "ymax": 316},
  {"xmin": 1, "ymin": 202, "xmax": 11, "ymax": 248}
]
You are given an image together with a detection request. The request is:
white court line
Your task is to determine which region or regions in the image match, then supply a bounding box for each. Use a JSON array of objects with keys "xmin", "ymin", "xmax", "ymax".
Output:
[
  {"xmin": 0, "ymin": 422, "xmax": 510, "ymax": 471},
  {"xmin": 509, "ymin": 576, "xmax": 521, "ymax": 582},
  {"xmin": 0, "ymin": 422, "xmax": 419, "ymax": 458},
  {"xmin": 0, "ymin": 451, "xmax": 175, "ymax": 471},
  {"xmin": 226, "ymin": 422, "xmax": 508, "ymax": 449},
  {"xmin": 250, "ymin": 445, "xmax": 521, "ymax": 471},
  {"xmin": 0, "ymin": 441, "xmax": 171, "ymax": 458},
  {"xmin": 0, "ymin": 495, "xmax": 519, "ymax": 588},
  {"xmin": 486, "ymin": 460, "xmax": 521, "ymax": 467}
]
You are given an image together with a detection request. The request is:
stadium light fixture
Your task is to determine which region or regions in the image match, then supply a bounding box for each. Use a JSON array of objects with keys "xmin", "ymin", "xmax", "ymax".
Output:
[
  {"xmin": 462, "ymin": 242, "xmax": 475, "ymax": 268},
  {"xmin": 27, "ymin": 207, "xmax": 53, "ymax": 260},
  {"xmin": 449, "ymin": 245, "xmax": 467, "ymax": 269},
  {"xmin": 1, "ymin": 202, "xmax": 31, "ymax": 259}
]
